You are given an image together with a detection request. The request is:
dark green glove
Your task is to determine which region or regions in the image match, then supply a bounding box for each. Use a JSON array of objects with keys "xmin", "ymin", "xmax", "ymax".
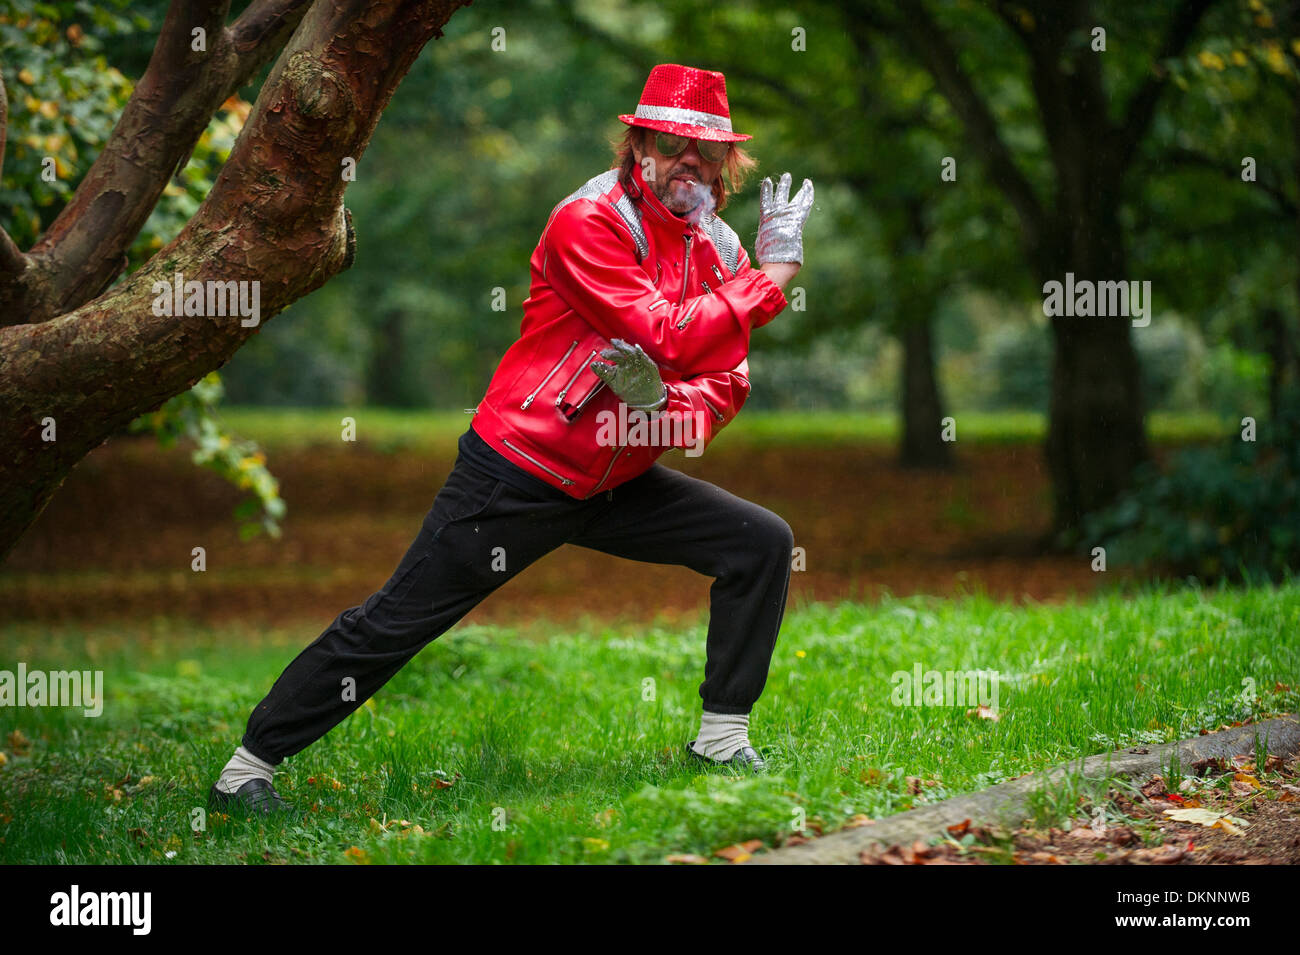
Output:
[{"xmin": 589, "ymin": 338, "xmax": 667, "ymax": 411}]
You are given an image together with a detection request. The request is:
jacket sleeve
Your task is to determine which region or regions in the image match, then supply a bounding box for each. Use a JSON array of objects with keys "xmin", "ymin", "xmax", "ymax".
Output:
[
  {"xmin": 648, "ymin": 356, "xmax": 751, "ymax": 457},
  {"xmin": 540, "ymin": 199, "xmax": 787, "ymax": 375}
]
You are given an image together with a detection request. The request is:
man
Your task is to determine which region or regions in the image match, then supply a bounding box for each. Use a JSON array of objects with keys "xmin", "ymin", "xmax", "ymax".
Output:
[{"xmin": 209, "ymin": 63, "xmax": 814, "ymax": 815}]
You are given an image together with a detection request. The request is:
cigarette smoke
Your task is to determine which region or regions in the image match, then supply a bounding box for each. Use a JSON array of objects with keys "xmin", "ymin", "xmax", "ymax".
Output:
[{"xmin": 682, "ymin": 178, "xmax": 715, "ymax": 226}]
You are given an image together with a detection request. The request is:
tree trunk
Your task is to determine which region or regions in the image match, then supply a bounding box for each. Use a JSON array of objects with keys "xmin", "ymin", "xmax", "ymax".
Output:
[
  {"xmin": 367, "ymin": 309, "xmax": 413, "ymax": 407},
  {"xmin": 1039, "ymin": 185, "xmax": 1150, "ymax": 536},
  {"xmin": 1045, "ymin": 310, "xmax": 1149, "ymax": 534},
  {"xmin": 898, "ymin": 316, "xmax": 953, "ymax": 469}
]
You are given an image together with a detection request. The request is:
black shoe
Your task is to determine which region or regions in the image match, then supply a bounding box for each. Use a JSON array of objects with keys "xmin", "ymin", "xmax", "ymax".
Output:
[
  {"xmin": 207, "ymin": 778, "xmax": 299, "ymax": 818},
  {"xmin": 686, "ymin": 739, "xmax": 767, "ymax": 774}
]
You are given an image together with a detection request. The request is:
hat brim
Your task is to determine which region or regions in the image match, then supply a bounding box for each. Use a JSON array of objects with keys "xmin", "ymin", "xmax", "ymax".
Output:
[{"xmin": 618, "ymin": 115, "xmax": 752, "ymax": 142}]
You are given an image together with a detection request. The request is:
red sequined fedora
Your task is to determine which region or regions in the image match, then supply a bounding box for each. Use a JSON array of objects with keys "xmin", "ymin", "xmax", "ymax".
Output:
[{"xmin": 618, "ymin": 63, "xmax": 752, "ymax": 142}]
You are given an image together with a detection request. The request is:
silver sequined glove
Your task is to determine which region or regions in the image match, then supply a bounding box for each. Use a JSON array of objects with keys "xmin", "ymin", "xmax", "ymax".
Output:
[
  {"xmin": 756, "ymin": 172, "xmax": 814, "ymax": 266},
  {"xmin": 590, "ymin": 339, "xmax": 666, "ymax": 411}
]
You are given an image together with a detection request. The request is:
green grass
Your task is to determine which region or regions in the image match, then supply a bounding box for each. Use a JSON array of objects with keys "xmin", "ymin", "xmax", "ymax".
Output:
[
  {"xmin": 1, "ymin": 584, "xmax": 1296, "ymax": 864},
  {"xmin": 212, "ymin": 408, "xmax": 1236, "ymax": 452}
]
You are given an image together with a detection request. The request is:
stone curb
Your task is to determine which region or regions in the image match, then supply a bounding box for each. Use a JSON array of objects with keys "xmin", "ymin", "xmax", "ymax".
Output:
[{"xmin": 745, "ymin": 714, "xmax": 1300, "ymax": 865}]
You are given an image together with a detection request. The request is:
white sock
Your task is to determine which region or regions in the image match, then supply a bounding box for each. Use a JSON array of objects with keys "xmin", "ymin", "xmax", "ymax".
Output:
[
  {"xmin": 216, "ymin": 745, "xmax": 276, "ymax": 794},
  {"xmin": 691, "ymin": 711, "xmax": 751, "ymax": 761}
]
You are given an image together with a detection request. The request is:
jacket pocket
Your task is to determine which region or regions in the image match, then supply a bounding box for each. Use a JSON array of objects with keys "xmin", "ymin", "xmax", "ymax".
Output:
[
  {"xmin": 555, "ymin": 346, "xmax": 607, "ymax": 422},
  {"xmin": 540, "ymin": 327, "xmax": 612, "ymax": 423},
  {"xmin": 520, "ymin": 339, "xmax": 579, "ymax": 411}
]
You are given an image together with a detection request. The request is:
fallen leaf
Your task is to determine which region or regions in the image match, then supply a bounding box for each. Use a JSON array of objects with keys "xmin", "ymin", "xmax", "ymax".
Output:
[
  {"xmin": 1026, "ymin": 851, "xmax": 1063, "ymax": 864},
  {"xmin": 1065, "ymin": 827, "xmax": 1107, "ymax": 840},
  {"xmin": 1140, "ymin": 777, "xmax": 1167, "ymax": 799},
  {"xmin": 1163, "ymin": 807, "xmax": 1249, "ymax": 833},
  {"xmin": 713, "ymin": 839, "xmax": 763, "ymax": 862},
  {"xmin": 666, "ymin": 853, "xmax": 708, "ymax": 865},
  {"xmin": 1211, "ymin": 817, "xmax": 1246, "ymax": 835}
]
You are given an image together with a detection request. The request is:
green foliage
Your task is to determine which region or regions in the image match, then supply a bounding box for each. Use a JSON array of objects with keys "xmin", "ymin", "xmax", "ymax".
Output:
[
  {"xmin": 983, "ymin": 323, "xmax": 1051, "ymax": 410},
  {"xmin": 1083, "ymin": 395, "xmax": 1300, "ymax": 581},
  {"xmin": 0, "ymin": 0, "xmax": 138, "ymax": 246},
  {"xmin": 128, "ymin": 373, "xmax": 286, "ymax": 541}
]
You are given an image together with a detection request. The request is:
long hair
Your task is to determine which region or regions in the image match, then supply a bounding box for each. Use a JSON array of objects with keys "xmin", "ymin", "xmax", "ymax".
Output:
[{"xmin": 609, "ymin": 125, "xmax": 757, "ymax": 214}]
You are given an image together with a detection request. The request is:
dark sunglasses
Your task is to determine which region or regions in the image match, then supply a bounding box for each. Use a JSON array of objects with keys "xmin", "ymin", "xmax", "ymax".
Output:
[{"xmin": 654, "ymin": 131, "xmax": 729, "ymax": 164}]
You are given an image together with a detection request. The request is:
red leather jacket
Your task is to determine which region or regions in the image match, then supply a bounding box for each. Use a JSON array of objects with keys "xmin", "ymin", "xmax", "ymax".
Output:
[{"xmin": 469, "ymin": 160, "xmax": 789, "ymax": 499}]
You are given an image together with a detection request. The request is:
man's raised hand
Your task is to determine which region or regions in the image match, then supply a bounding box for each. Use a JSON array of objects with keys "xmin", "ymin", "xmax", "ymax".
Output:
[{"xmin": 756, "ymin": 172, "xmax": 814, "ymax": 267}]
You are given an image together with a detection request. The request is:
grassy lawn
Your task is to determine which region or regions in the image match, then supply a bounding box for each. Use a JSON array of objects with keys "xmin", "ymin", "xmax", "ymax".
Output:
[
  {"xmin": 213, "ymin": 407, "xmax": 1237, "ymax": 451},
  {"xmin": 1, "ymin": 584, "xmax": 1296, "ymax": 864}
]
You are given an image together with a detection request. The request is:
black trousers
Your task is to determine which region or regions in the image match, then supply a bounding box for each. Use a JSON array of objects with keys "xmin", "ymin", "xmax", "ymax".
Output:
[{"xmin": 241, "ymin": 444, "xmax": 794, "ymax": 765}]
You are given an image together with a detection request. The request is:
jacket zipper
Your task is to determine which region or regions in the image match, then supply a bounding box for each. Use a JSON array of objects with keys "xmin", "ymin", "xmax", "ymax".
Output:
[
  {"xmin": 589, "ymin": 442, "xmax": 622, "ymax": 497},
  {"xmin": 521, "ymin": 340, "xmax": 578, "ymax": 410},
  {"xmin": 502, "ymin": 438, "xmax": 575, "ymax": 487},
  {"xmin": 676, "ymin": 297, "xmax": 701, "ymax": 331},
  {"xmin": 678, "ymin": 234, "xmax": 693, "ymax": 306},
  {"xmin": 675, "ymin": 233, "xmax": 695, "ymax": 330},
  {"xmin": 555, "ymin": 349, "xmax": 598, "ymax": 408}
]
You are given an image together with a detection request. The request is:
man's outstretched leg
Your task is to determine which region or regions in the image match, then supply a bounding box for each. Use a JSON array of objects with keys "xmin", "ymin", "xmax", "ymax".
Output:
[
  {"xmin": 568, "ymin": 462, "xmax": 794, "ymax": 772},
  {"xmin": 210, "ymin": 456, "xmax": 587, "ymax": 813}
]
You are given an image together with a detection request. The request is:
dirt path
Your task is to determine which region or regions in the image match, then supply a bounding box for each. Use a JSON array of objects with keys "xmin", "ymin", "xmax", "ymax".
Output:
[{"xmin": 1, "ymin": 436, "xmax": 1128, "ymax": 628}]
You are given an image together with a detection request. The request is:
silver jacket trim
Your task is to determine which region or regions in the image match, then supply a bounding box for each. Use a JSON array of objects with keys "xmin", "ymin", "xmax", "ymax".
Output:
[
  {"xmin": 552, "ymin": 169, "xmax": 649, "ymax": 262},
  {"xmin": 699, "ymin": 213, "xmax": 741, "ymax": 278}
]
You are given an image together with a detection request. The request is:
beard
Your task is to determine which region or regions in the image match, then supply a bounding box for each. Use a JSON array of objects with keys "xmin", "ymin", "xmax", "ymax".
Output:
[{"xmin": 653, "ymin": 172, "xmax": 715, "ymax": 222}]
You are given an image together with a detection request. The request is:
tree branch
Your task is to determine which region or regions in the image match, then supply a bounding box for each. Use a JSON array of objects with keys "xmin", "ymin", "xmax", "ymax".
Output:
[
  {"xmin": 1160, "ymin": 146, "xmax": 1297, "ymax": 216},
  {"xmin": 5, "ymin": 0, "xmax": 312, "ymax": 327},
  {"xmin": 866, "ymin": 0, "xmax": 1048, "ymax": 267},
  {"xmin": 1116, "ymin": 0, "xmax": 1217, "ymax": 170},
  {"xmin": 554, "ymin": 0, "xmax": 813, "ymax": 114},
  {"xmin": 229, "ymin": 0, "xmax": 315, "ymax": 79}
]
